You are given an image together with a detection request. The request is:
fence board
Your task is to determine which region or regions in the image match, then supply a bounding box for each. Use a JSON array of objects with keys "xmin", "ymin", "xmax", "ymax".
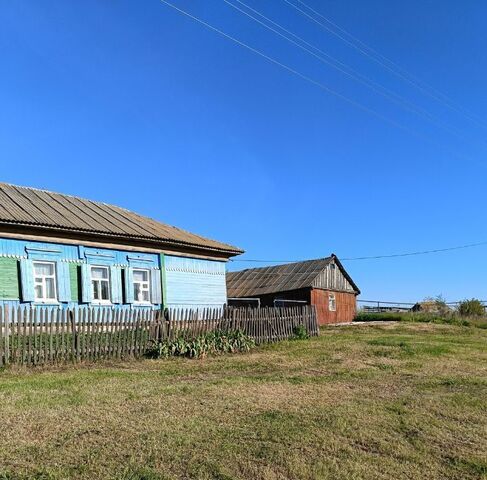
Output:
[{"xmin": 0, "ymin": 305, "xmax": 318, "ymax": 366}]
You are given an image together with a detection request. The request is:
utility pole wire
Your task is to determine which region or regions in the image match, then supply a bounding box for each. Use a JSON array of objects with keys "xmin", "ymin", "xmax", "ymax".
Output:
[
  {"xmin": 229, "ymin": 240, "xmax": 487, "ymax": 264},
  {"xmin": 224, "ymin": 0, "xmax": 481, "ymax": 147},
  {"xmin": 284, "ymin": 0, "xmax": 487, "ymax": 130},
  {"xmin": 158, "ymin": 0, "xmax": 476, "ymax": 164}
]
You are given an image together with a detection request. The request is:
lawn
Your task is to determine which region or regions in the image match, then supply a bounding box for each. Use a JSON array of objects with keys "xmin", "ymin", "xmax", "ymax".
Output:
[{"xmin": 0, "ymin": 322, "xmax": 486, "ymax": 480}]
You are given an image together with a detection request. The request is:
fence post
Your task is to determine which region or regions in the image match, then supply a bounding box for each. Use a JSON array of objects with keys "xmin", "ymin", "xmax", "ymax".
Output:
[
  {"xmin": 4, "ymin": 304, "xmax": 10, "ymax": 366},
  {"xmin": 0, "ymin": 305, "xmax": 6, "ymax": 367},
  {"xmin": 70, "ymin": 309, "xmax": 77, "ymax": 363}
]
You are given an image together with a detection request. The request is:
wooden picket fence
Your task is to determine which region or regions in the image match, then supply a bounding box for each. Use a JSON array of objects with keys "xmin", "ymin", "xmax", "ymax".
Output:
[
  {"xmin": 166, "ymin": 305, "xmax": 319, "ymax": 343},
  {"xmin": 0, "ymin": 304, "xmax": 318, "ymax": 366}
]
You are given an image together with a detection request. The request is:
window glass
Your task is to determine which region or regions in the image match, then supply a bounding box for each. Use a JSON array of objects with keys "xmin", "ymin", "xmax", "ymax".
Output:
[
  {"xmin": 133, "ymin": 269, "xmax": 151, "ymax": 303},
  {"xmin": 92, "ymin": 267, "xmax": 108, "ymax": 280},
  {"xmin": 91, "ymin": 266, "xmax": 110, "ymax": 302},
  {"xmin": 329, "ymin": 293, "xmax": 336, "ymax": 312},
  {"xmin": 34, "ymin": 262, "xmax": 54, "ymax": 276},
  {"xmin": 133, "ymin": 270, "xmax": 148, "ymax": 282},
  {"xmin": 33, "ymin": 261, "xmax": 57, "ymax": 302}
]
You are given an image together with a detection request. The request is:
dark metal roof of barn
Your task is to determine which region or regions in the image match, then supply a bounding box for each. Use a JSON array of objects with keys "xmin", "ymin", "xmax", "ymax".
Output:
[
  {"xmin": 227, "ymin": 255, "xmax": 360, "ymax": 297},
  {"xmin": 0, "ymin": 183, "xmax": 243, "ymax": 256}
]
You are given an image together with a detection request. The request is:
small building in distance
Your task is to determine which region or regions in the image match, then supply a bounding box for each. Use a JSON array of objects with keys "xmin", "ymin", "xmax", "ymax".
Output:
[{"xmin": 226, "ymin": 255, "xmax": 360, "ymax": 325}]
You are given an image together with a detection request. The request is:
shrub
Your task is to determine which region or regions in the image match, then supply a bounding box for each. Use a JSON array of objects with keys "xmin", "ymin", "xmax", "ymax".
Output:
[
  {"xmin": 147, "ymin": 329, "xmax": 255, "ymax": 359},
  {"xmin": 458, "ymin": 298, "xmax": 485, "ymax": 317},
  {"xmin": 291, "ymin": 324, "xmax": 309, "ymax": 340}
]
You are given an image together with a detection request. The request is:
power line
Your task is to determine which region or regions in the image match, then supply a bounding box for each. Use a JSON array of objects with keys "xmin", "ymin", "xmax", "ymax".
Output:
[
  {"xmin": 229, "ymin": 240, "xmax": 487, "ymax": 263},
  {"xmin": 283, "ymin": 0, "xmax": 487, "ymax": 130},
  {"xmin": 159, "ymin": 0, "xmax": 475, "ymax": 164},
  {"xmin": 223, "ymin": 0, "xmax": 479, "ymax": 146}
]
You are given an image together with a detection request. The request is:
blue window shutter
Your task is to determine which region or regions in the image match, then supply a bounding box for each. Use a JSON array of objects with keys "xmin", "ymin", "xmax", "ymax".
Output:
[
  {"xmin": 151, "ymin": 270, "xmax": 162, "ymax": 305},
  {"xmin": 81, "ymin": 263, "xmax": 92, "ymax": 303},
  {"xmin": 110, "ymin": 266, "xmax": 122, "ymax": 304},
  {"xmin": 124, "ymin": 267, "xmax": 134, "ymax": 304},
  {"xmin": 56, "ymin": 261, "xmax": 72, "ymax": 303},
  {"xmin": 20, "ymin": 258, "xmax": 35, "ymax": 302}
]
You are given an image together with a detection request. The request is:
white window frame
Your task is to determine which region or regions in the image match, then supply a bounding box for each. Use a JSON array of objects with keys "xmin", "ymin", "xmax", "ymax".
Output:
[
  {"xmin": 329, "ymin": 293, "xmax": 336, "ymax": 312},
  {"xmin": 91, "ymin": 265, "xmax": 111, "ymax": 304},
  {"xmin": 33, "ymin": 261, "xmax": 58, "ymax": 304},
  {"xmin": 133, "ymin": 268, "xmax": 151, "ymax": 305}
]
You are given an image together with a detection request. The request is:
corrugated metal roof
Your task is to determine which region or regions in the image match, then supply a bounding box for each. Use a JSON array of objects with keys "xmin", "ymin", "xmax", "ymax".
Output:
[
  {"xmin": 0, "ymin": 183, "xmax": 243, "ymax": 255},
  {"xmin": 227, "ymin": 257, "xmax": 333, "ymax": 297},
  {"xmin": 227, "ymin": 255, "xmax": 360, "ymax": 297}
]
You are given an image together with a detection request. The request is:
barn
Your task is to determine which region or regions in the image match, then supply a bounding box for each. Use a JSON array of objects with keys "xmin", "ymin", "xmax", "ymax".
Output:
[{"xmin": 226, "ymin": 255, "xmax": 360, "ymax": 325}]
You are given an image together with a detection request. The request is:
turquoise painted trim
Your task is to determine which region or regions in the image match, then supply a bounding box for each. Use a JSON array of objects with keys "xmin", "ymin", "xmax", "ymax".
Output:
[
  {"xmin": 0, "ymin": 237, "xmax": 160, "ymax": 267},
  {"xmin": 124, "ymin": 267, "xmax": 134, "ymax": 304},
  {"xmin": 159, "ymin": 253, "xmax": 167, "ymax": 310},
  {"xmin": 19, "ymin": 259, "xmax": 35, "ymax": 302},
  {"xmin": 57, "ymin": 261, "xmax": 72, "ymax": 303}
]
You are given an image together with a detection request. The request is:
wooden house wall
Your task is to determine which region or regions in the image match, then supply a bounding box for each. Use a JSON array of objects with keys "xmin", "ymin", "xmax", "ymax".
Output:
[
  {"xmin": 312, "ymin": 263, "xmax": 356, "ymax": 293},
  {"xmin": 0, "ymin": 237, "xmax": 161, "ymax": 309},
  {"xmin": 311, "ymin": 289, "xmax": 356, "ymax": 325},
  {"xmin": 164, "ymin": 255, "xmax": 227, "ymax": 309}
]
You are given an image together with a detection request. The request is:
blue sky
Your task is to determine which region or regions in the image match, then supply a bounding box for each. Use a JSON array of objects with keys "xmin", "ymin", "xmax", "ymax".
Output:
[{"xmin": 1, "ymin": 0, "xmax": 486, "ymax": 303}]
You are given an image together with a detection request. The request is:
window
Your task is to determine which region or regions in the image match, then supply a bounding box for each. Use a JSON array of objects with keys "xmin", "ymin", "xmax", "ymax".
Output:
[
  {"xmin": 133, "ymin": 269, "xmax": 151, "ymax": 303},
  {"xmin": 329, "ymin": 293, "xmax": 336, "ymax": 311},
  {"xmin": 33, "ymin": 261, "xmax": 57, "ymax": 302},
  {"xmin": 91, "ymin": 266, "xmax": 111, "ymax": 303}
]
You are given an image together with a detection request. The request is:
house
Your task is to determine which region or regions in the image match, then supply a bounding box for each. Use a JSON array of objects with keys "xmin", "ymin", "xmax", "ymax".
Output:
[
  {"xmin": 0, "ymin": 183, "xmax": 243, "ymax": 310},
  {"xmin": 226, "ymin": 255, "xmax": 360, "ymax": 325}
]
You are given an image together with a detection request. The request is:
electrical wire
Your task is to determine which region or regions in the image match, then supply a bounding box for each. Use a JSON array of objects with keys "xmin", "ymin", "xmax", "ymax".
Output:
[
  {"xmin": 229, "ymin": 240, "xmax": 487, "ymax": 263},
  {"xmin": 223, "ymin": 0, "xmax": 479, "ymax": 145},
  {"xmin": 158, "ymin": 0, "xmax": 476, "ymax": 164},
  {"xmin": 284, "ymin": 0, "xmax": 487, "ymax": 130}
]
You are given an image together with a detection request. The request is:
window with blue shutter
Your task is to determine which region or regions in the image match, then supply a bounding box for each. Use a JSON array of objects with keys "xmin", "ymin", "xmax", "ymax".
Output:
[
  {"xmin": 19, "ymin": 258, "xmax": 35, "ymax": 302},
  {"xmin": 56, "ymin": 261, "xmax": 72, "ymax": 303},
  {"xmin": 110, "ymin": 266, "xmax": 122, "ymax": 304},
  {"xmin": 80, "ymin": 263, "xmax": 92, "ymax": 303},
  {"xmin": 124, "ymin": 267, "xmax": 134, "ymax": 304},
  {"xmin": 151, "ymin": 270, "xmax": 162, "ymax": 305}
]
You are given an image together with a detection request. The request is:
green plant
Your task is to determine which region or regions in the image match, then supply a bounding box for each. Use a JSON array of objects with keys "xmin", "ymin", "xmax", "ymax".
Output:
[
  {"xmin": 458, "ymin": 298, "xmax": 485, "ymax": 317},
  {"xmin": 291, "ymin": 324, "xmax": 309, "ymax": 340},
  {"xmin": 146, "ymin": 329, "xmax": 255, "ymax": 359}
]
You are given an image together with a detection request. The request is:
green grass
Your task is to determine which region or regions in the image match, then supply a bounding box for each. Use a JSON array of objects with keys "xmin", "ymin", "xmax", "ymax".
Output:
[
  {"xmin": 355, "ymin": 311, "xmax": 487, "ymax": 329},
  {"xmin": 0, "ymin": 322, "xmax": 486, "ymax": 479}
]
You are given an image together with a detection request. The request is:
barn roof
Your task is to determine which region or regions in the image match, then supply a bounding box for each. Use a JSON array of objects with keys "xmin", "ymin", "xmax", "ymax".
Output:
[
  {"xmin": 227, "ymin": 255, "xmax": 360, "ymax": 297},
  {"xmin": 0, "ymin": 183, "xmax": 243, "ymax": 256}
]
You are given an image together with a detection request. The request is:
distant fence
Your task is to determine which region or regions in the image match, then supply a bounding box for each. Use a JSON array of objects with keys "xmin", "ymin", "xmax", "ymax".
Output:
[
  {"xmin": 358, "ymin": 300, "xmax": 414, "ymax": 313},
  {"xmin": 0, "ymin": 305, "xmax": 318, "ymax": 366},
  {"xmin": 358, "ymin": 299, "xmax": 487, "ymax": 313}
]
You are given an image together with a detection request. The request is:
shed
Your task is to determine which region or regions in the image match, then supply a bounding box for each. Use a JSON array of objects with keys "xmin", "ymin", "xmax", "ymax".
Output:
[{"xmin": 227, "ymin": 255, "xmax": 360, "ymax": 325}]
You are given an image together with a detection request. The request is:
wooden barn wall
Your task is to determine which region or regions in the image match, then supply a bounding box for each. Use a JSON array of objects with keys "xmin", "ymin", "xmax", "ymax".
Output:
[
  {"xmin": 164, "ymin": 255, "xmax": 227, "ymax": 309},
  {"xmin": 312, "ymin": 263, "xmax": 355, "ymax": 293},
  {"xmin": 311, "ymin": 289, "xmax": 356, "ymax": 325},
  {"xmin": 249, "ymin": 289, "xmax": 311, "ymax": 307}
]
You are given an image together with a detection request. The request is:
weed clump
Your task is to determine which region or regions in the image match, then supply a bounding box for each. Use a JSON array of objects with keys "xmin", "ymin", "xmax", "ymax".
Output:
[
  {"xmin": 291, "ymin": 324, "xmax": 309, "ymax": 340},
  {"xmin": 147, "ymin": 329, "xmax": 255, "ymax": 359}
]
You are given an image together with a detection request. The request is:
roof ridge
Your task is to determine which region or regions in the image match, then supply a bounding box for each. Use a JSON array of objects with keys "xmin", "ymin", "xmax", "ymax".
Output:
[{"xmin": 231, "ymin": 256, "xmax": 333, "ymax": 274}]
